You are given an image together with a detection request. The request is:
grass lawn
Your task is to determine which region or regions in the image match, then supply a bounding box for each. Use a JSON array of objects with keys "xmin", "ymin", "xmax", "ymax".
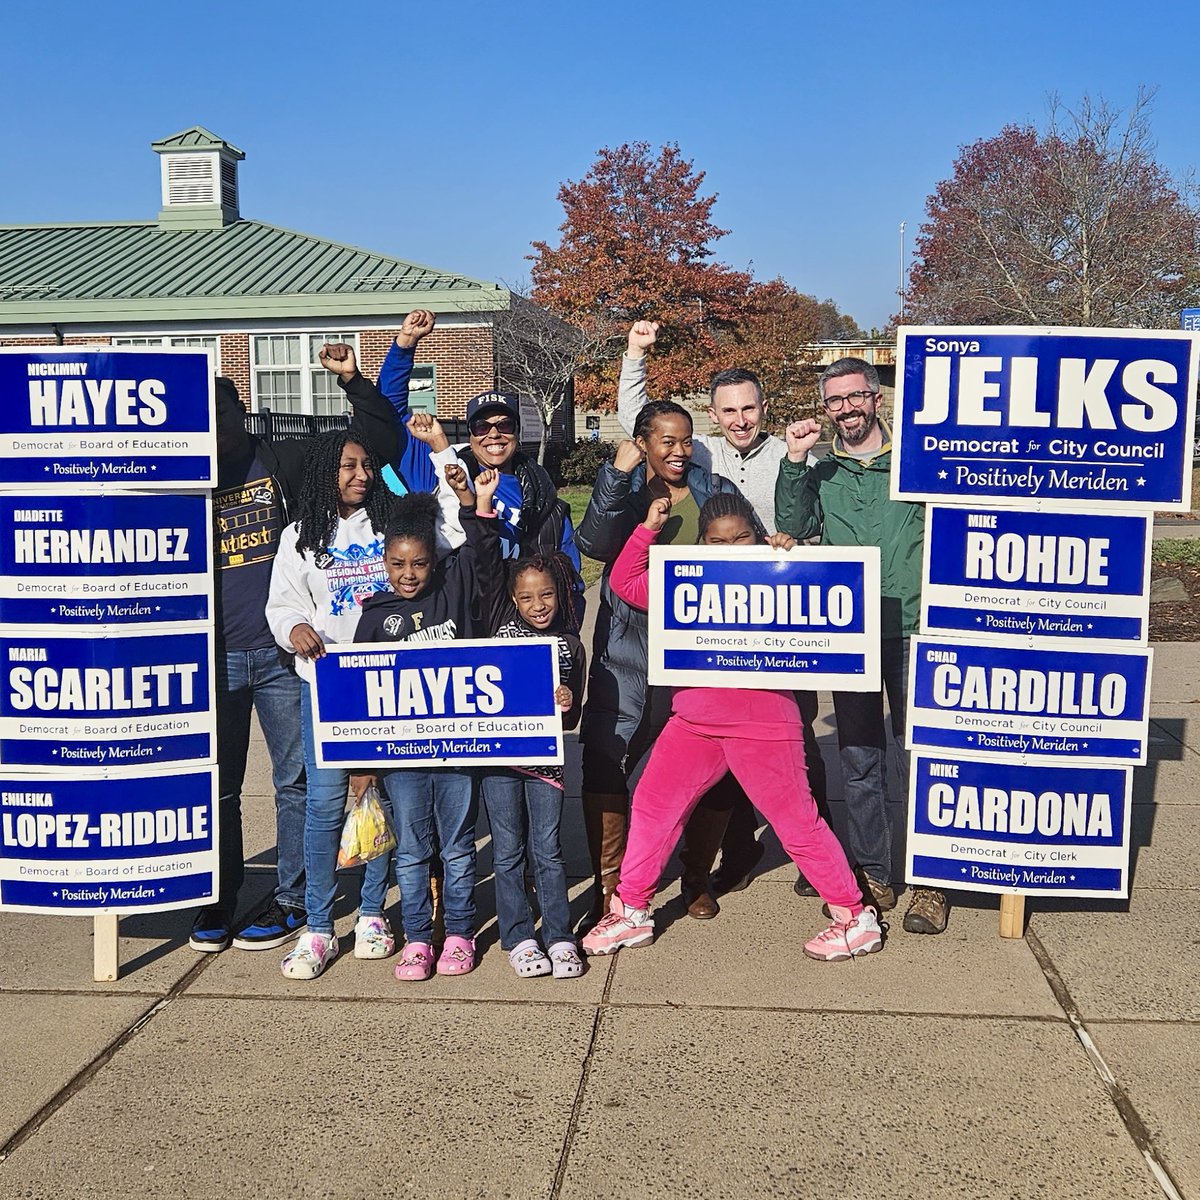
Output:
[{"xmin": 562, "ymin": 485, "xmax": 604, "ymax": 589}]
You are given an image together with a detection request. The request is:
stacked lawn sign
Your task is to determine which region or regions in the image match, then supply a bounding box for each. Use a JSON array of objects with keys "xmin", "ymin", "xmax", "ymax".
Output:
[
  {"xmin": 893, "ymin": 327, "xmax": 1197, "ymax": 904},
  {"xmin": 0, "ymin": 348, "xmax": 218, "ymax": 915}
]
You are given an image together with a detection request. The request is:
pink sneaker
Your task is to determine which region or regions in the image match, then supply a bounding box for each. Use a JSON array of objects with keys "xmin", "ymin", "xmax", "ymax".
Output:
[
  {"xmin": 582, "ymin": 894, "xmax": 653, "ymax": 956},
  {"xmin": 804, "ymin": 906, "xmax": 883, "ymax": 961},
  {"xmin": 437, "ymin": 935, "xmax": 476, "ymax": 976}
]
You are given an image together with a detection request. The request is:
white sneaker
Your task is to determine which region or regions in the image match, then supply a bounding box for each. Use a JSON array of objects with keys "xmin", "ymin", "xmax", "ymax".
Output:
[
  {"xmin": 353, "ymin": 915, "xmax": 395, "ymax": 960},
  {"xmin": 281, "ymin": 931, "xmax": 339, "ymax": 979},
  {"xmin": 582, "ymin": 894, "xmax": 654, "ymax": 956}
]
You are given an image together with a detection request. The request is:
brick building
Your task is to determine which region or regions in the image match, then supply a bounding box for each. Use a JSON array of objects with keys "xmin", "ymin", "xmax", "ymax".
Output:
[{"xmin": 0, "ymin": 127, "xmax": 509, "ymax": 429}]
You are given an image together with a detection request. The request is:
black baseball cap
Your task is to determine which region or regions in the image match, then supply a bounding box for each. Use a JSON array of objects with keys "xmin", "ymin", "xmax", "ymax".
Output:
[{"xmin": 466, "ymin": 392, "xmax": 520, "ymax": 427}]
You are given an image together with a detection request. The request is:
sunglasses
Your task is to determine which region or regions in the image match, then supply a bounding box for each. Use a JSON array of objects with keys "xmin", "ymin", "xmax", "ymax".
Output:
[{"xmin": 469, "ymin": 416, "xmax": 518, "ymax": 437}]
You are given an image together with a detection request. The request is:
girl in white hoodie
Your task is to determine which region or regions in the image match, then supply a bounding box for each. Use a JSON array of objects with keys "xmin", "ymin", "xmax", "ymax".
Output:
[{"xmin": 266, "ymin": 428, "xmax": 399, "ymax": 979}]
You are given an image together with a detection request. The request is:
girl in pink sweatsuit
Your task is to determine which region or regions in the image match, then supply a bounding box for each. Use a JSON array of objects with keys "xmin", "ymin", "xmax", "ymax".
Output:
[{"xmin": 582, "ymin": 492, "xmax": 883, "ymax": 962}]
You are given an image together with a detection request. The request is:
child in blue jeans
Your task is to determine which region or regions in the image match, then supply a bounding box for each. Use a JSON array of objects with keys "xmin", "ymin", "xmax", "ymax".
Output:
[
  {"xmin": 456, "ymin": 475, "xmax": 588, "ymax": 979},
  {"xmin": 351, "ymin": 476, "xmax": 490, "ymax": 981}
]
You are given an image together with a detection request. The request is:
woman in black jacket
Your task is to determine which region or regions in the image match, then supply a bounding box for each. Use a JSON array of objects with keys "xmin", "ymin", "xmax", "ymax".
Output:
[{"xmin": 576, "ymin": 400, "xmax": 756, "ymax": 929}]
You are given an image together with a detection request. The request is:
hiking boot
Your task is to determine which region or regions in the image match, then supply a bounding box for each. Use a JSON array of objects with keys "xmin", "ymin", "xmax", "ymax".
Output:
[
  {"xmin": 902, "ymin": 888, "xmax": 948, "ymax": 934},
  {"xmin": 189, "ymin": 907, "xmax": 231, "ymax": 953},
  {"xmin": 794, "ymin": 874, "xmax": 819, "ymax": 898},
  {"xmin": 231, "ymin": 899, "xmax": 307, "ymax": 950},
  {"xmin": 582, "ymin": 895, "xmax": 654, "ymax": 956},
  {"xmin": 803, "ymin": 907, "xmax": 883, "ymax": 961},
  {"xmin": 865, "ymin": 877, "xmax": 896, "ymax": 912}
]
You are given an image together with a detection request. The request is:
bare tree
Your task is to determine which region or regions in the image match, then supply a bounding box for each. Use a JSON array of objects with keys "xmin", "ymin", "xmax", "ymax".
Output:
[
  {"xmin": 490, "ymin": 286, "xmax": 621, "ymax": 465},
  {"xmin": 907, "ymin": 89, "xmax": 1200, "ymax": 328}
]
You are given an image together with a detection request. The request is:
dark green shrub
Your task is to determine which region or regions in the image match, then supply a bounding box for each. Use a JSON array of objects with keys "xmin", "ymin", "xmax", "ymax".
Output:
[{"xmin": 557, "ymin": 438, "xmax": 617, "ymax": 485}]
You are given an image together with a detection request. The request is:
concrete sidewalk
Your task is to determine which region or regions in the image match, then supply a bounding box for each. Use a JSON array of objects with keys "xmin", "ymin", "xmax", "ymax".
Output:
[{"xmin": 1, "ymin": 646, "xmax": 1197, "ymax": 1199}]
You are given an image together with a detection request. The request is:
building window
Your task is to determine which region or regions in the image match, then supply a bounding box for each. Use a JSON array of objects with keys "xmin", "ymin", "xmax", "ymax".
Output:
[
  {"xmin": 251, "ymin": 332, "xmax": 359, "ymax": 415},
  {"xmin": 112, "ymin": 335, "xmax": 220, "ymax": 370},
  {"xmin": 408, "ymin": 364, "xmax": 437, "ymax": 414}
]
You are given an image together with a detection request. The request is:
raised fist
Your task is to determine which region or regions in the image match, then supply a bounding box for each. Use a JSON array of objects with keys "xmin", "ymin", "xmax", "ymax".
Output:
[
  {"xmin": 644, "ymin": 496, "xmax": 672, "ymax": 531},
  {"xmin": 444, "ymin": 461, "xmax": 473, "ymax": 503},
  {"xmin": 318, "ymin": 343, "xmax": 357, "ymax": 380},
  {"xmin": 627, "ymin": 320, "xmax": 659, "ymax": 358},
  {"xmin": 473, "ymin": 467, "xmax": 501, "ymax": 511},
  {"xmin": 784, "ymin": 418, "xmax": 823, "ymax": 463},
  {"xmin": 408, "ymin": 411, "xmax": 450, "ymax": 452},
  {"xmin": 397, "ymin": 310, "xmax": 436, "ymax": 348},
  {"xmin": 613, "ymin": 439, "xmax": 645, "ymax": 474}
]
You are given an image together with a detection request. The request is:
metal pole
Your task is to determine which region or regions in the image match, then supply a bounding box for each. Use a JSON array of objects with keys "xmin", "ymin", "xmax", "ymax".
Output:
[{"xmin": 899, "ymin": 221, "xmax": 906, "ymax": 322}]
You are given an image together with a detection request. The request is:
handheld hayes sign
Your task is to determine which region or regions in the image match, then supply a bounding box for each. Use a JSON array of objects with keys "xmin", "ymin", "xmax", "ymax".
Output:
[
  {"xmin": 0, "ymin": 492, "xmax": 213, "ymax": 628},
  {"xmin": 907, "ymin": 636, "xmax": 1151, "ymax": 765},
  {"xmin": 0, "ymin": 629, "xmax": 215, "ymax": 770},
  {"xmin": 921, "ymin": 506, "xmax": 1151, "ymax": 645},
  {"xmin": 0, "ymin": 765, "xmax": 218, "ymax": 914},
  {"xmin": 647, "ymin": 545, "xmax": 881, "ymax": 691},
  {"xmin": 0, "ymin": 348, "xmax": 216, "ymax": 489},
  {"xmin": 906, "ymin": 754, "xmax": 1131, "ymax": 898},
  {"xmin": 892, "ymin": 327, "xmax": 1197, "ymax": 510},
  {"xmin": 312, "ymin": 639, "xmax": 562, "ymax": 768}
]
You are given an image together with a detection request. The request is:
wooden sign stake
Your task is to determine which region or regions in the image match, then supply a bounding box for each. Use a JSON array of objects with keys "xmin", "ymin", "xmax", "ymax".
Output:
[
  {"xmin": 93, "ymin": 913, "xmax": 120, "ymax": 981},
  {"xmin": 998, "ymin": 893, "xmax": 1025, "ymax": 939}
]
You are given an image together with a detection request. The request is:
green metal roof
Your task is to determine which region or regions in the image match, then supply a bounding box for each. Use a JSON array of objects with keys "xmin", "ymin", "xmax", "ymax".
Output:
[
  {"xmin": 0, "ymin": 219, "xmax": 508, "ymax": 323},
  {"xmin": 151, "ymin": 126, "xmax": 245, "ymax": 159}
]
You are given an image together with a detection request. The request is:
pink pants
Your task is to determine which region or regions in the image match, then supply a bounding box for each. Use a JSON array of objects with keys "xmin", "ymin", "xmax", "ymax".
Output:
[{"xmin": 617, "ymin": 714, "xmax": 861, "ymax": 913}]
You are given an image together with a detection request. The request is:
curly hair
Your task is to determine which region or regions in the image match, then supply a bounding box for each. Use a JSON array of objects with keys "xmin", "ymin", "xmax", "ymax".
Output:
[
  {"xmin": 632, "ymin": 399, "xmax": 693, "ymax": 442},
  {"xmin": 383, "ymin": 492, "xmax": 440, "ymax": 557},
  {"xmin": 295, "ymin": 430, "xmax": 394, "ymax": 556},
  {"xmin": 697, "ymin": 492, "xmax": 767, "ymax": 543},
  {"xmin": 507, "ymin": 551, "xmax": 581, "ymax": 633}
]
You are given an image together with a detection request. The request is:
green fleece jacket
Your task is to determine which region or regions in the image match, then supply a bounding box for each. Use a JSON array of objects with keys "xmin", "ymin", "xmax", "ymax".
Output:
[{"xmin": 774, "ymin": 423, "xmax": 924, "ymax": 638}]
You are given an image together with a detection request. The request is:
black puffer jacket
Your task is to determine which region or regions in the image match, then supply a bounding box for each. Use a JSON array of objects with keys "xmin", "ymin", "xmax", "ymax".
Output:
[{"xmin": 576, "ymin": 459, "xmax": 747, "ymax": 749}]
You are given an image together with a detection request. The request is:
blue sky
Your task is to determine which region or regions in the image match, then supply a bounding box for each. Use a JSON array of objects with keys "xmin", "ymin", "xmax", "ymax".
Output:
[{"xmin": 6, "ymin": 1, "xmax": 1197, "ymax": 331}]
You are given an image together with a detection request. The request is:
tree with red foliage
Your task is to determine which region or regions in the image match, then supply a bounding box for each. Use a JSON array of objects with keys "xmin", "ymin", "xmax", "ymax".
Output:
[
  {"xmin": 530, "ymin": 142, "xmax": 751, "ymax": 407},
  {"xmin": 907, "ymin": 92, "xmax": 1200, "ymax": 328}
]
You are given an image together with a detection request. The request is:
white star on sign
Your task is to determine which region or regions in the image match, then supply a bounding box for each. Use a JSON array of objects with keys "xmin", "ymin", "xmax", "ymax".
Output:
[
  {"xmin": 938, "ymin": 470, "xmax": 948, "ymax": 479},
  {"xmin": 1136, "ymin": 477, "xmax": 1145, "ymax": 486},
  {"xmin": 376, "ymin": 745, "xmax": 383, "ymax": 752}
]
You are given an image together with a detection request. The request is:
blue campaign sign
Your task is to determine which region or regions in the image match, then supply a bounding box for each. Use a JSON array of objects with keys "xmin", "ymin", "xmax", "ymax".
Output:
[
  {"xmin": 0, "ymin": 766, "xmax": 218, "ymax": 914},
  {"xmin": 312, "ymin": 639, "xmax": 563, "ymax": 768},
  {"xmin": 892, "ymin": 326, "xmax": 1198, "ymax": 509},
  {"xmin": 1182, "ymin": 309, "xmax": 1200, "ymax": 331},
  {"xmin": 647, "ymin": 545, "xmax": 881, "ymax": 691},
  {"xmin": 0, "ymin": 348, "xmax": 215, "ymax": 489},
  {"xmin": 0, "ymin": 629, "xmax": 215, "ymax": 770},
  {"xmin": 905, "ymin": 754, "xmax": 1131, "ymax": 898},
  {"xmin": 0, "ymin": 491, "xmax": 213, "ymax": 627},
  {"xmin": 921, "ymin": 506, "xmax": 1151, "ymax": 645},
  {"xmin": 908, "ymin": 636, "xmax": 1151, "ymax": 765}
]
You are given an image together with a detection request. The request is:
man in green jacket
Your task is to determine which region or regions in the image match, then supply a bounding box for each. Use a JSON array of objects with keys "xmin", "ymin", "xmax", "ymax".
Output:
[{"xmin": 775, "ymin": 357, "xmax": 947, "ymax": 935}]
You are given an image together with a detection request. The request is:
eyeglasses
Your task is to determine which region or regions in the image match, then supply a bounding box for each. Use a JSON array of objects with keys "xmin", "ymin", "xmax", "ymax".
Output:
[
  {"xmin": 823, "ymin": 390, "xmax": 877, "ymax": 413},
  {"xmin": 469, "ymin": 416, "xmax": 517, "ymax": 437}
]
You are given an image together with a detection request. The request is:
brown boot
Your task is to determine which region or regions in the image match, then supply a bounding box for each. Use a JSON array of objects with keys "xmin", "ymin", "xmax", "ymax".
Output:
[
  {"xmin": 580, "ymin": 792, "xmax": 628, "ymax": 932},
  {"xmin": 679, "ymin": 804, "xmax": 731, "ymax": 919}
]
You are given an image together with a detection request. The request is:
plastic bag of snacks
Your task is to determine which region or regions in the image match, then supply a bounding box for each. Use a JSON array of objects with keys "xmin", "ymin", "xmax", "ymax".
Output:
[{"xmin": 337, "ymin": 783, "xmax": 397, "ymax": 868}]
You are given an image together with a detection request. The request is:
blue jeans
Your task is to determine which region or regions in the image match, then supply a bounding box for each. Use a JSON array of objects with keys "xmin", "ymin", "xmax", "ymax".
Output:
[
  {"xmin": 300, "ymin": 682, "xmax": 391, "ymax": 935},
  {"xmin": 382, "ymin": 767, "xmax": 478, "ymax": 943},
  {"xmin": 831, "ymin": 636, "xmax": 910, "ymax": 887},
  {"xmin": 482, "ymin": 771, "xmax": 573, "ymax": 950},
  {"xmin": 215, "ymin": 646, "xmax": 306, "ymax": 913}
]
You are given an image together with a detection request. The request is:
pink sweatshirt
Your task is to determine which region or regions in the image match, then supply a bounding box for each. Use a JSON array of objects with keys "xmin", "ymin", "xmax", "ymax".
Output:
[{"xmin": 610, "ymin": 524, "xmax": 803, "ymax": 740}]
